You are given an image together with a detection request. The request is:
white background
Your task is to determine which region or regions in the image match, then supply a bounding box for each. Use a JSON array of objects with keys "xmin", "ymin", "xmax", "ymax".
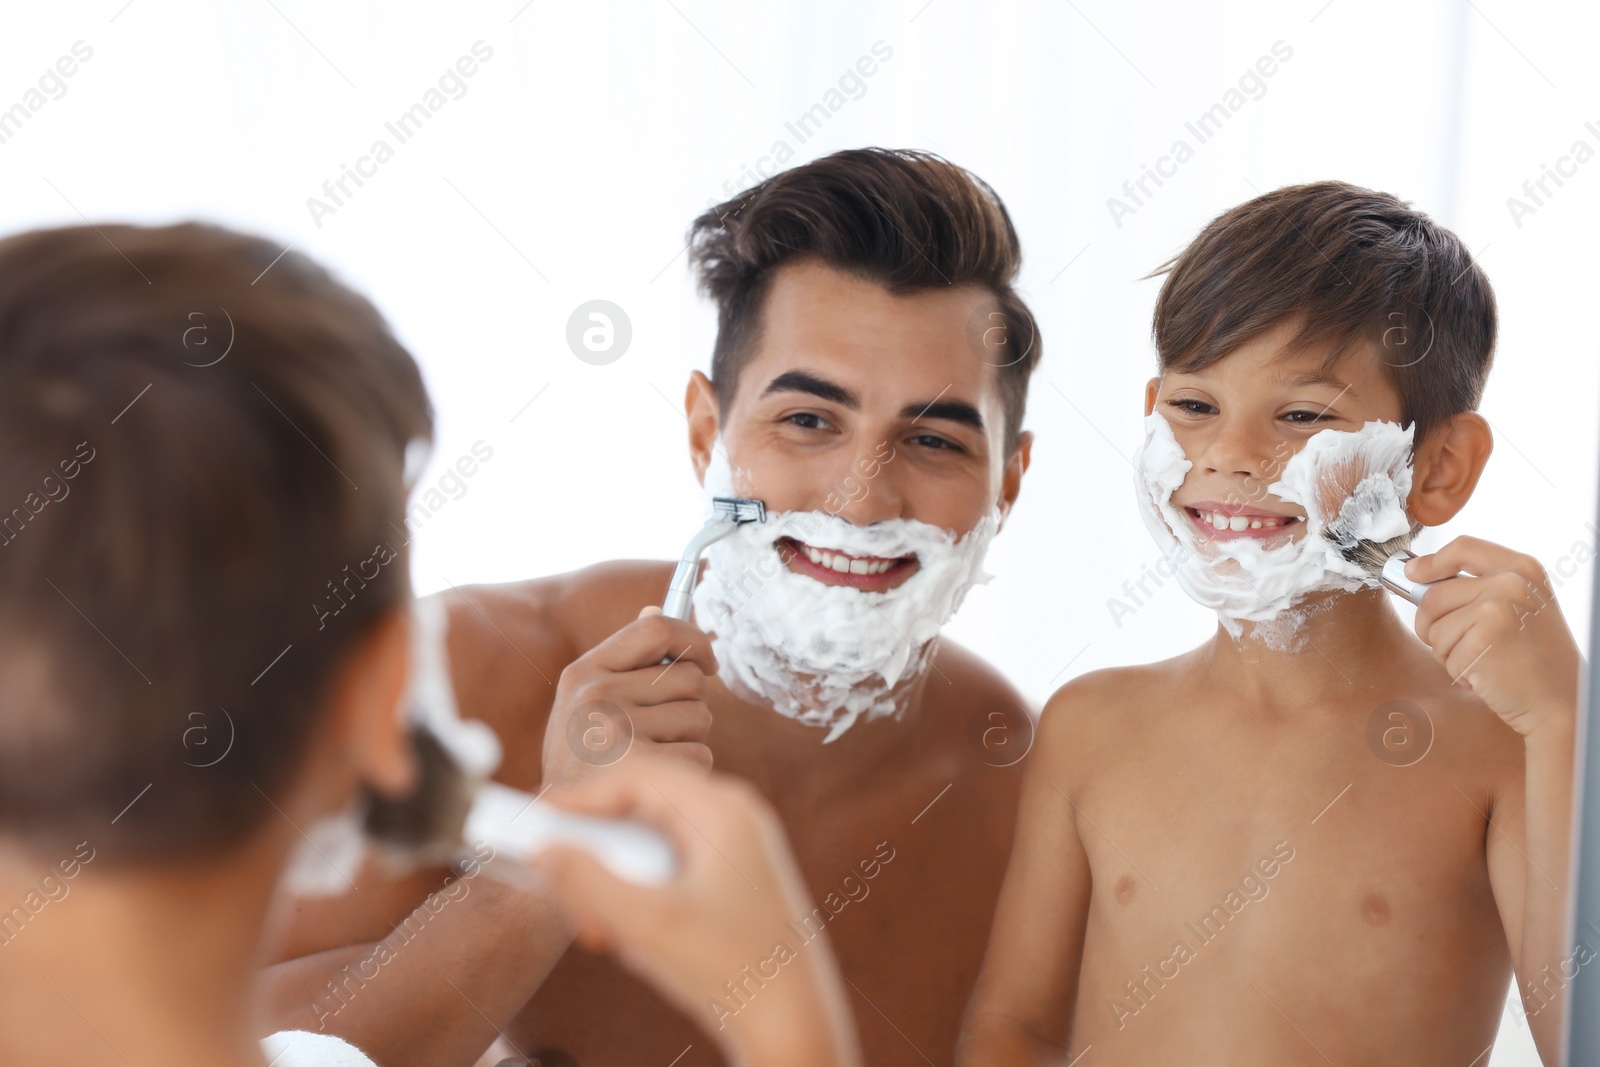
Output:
[{"xmin": 3, "ymin": 2, "xmax": 1595, "ymax": 1062}]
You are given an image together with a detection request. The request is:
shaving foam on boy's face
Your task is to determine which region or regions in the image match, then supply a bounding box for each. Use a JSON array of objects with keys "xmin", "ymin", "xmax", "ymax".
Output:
[
  {"xmin": 1134, "ymin": 412, "xmax": 1415, "ymax": 644},
  {"xmin": 693, "ymin": 446, "xmax": 997, "ymax": 742}
]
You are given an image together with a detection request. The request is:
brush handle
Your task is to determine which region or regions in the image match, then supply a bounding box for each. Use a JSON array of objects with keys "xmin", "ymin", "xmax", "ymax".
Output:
[
  {"xmin": 1379, "ymin": 550, "xmax": 1450, "ymax": 607},
  {"xmin": 464, "ymin": 782, "xmax": 677, "ymax": 885}
]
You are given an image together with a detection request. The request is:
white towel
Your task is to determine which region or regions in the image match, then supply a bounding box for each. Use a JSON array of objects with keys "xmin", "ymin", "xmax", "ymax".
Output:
[{"xmin": 261, "ymin": 1030, "xmax": 378, "ymax": 1067}]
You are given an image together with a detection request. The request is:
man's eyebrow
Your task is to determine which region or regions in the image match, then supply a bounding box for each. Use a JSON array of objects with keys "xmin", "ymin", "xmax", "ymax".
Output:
[
  {"xmin": 761, "ymin": 370, "xmax": 859, "ymax": 409},
  {"xmin": 900, "ymin": 397, "xmax": 985, "ymax": 432}
]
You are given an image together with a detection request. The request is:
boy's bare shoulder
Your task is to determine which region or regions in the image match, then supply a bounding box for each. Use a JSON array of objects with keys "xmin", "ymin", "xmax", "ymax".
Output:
[{"xmin": 1042, "ymin": 654, "xmax": 1192, "ymax": 723}]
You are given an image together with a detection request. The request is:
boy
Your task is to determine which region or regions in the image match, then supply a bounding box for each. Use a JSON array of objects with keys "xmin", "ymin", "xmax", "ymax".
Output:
[
  {"xmin": 0, "ymin": 222, "xmax": 857, "ymax": 1067},
  {"xmin": 957, "ymin": 182, "xmax": 1582, "ymax": 1065}
]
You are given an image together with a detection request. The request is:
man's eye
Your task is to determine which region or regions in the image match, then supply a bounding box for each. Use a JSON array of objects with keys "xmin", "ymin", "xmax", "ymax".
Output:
[
  {"xmin": 1166, "ymin": 398, "xmax": 1215, "ymax": 416},
  {"xmin": 910, "ymin": 433, "xmax": 963, "ymax": 452},
  {"xmin": 785, "ymin": 412, "xmax": 832, "ymax": 431}
]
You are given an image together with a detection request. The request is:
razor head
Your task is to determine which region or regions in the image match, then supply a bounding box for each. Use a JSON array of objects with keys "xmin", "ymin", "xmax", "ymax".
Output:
[{"xmin": 712, "ymin": 496, "xmax": 766, "ymax": 524}]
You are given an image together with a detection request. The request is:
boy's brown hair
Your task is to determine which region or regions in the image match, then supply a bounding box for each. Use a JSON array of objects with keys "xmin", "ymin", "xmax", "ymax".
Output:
[
  {"xmin": 688, "ymin": 147, "xmax": 1041, "ymax": 449},
  {"xmin": 1151, "ymin": 180, "xmax": 1496, "ymax": 440},
  {"xmin": 0, "ymin": 223, "xmax": 430, "ymax": 862}
]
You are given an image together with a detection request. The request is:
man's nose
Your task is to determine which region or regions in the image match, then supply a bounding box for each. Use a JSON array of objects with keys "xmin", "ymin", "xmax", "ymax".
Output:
[{"xmin": 821, "ymin": 441, "xmax": 905, "ymax": 526}]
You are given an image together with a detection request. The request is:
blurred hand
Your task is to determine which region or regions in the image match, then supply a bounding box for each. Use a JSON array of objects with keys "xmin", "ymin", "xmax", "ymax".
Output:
[
  {"xmin": 1409, "ymin": 536, "xmax": 1583, "ymax": 737},
  {"xmin": 541, "ymin": 606, "xmax": 715, "ymax": 785},
  {"xmin": 532, "ymin": 756, "xmax": 859, "ymax": 1067}
]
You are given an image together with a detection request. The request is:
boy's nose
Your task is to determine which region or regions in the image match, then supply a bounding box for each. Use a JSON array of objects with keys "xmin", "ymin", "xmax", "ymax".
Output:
[{"xmin": 1196, "ymin": 418, "xmax": 1280, "ymax": 480}]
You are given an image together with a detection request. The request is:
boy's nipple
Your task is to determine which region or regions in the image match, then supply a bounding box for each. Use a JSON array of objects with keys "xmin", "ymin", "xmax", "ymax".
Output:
[{"xmin": 1114, "ymin": 874, "xmax": 1138, "ymax": 904}]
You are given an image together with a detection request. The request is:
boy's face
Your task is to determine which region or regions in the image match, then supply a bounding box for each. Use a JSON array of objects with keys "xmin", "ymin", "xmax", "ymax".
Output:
[
  {"xmin": 1144, "ymin": 318, "xmax": 1406, "ymax": 548},
  {"xmin": 690, "ymin": 258, "xmax": 1028, "ymax": 592}
]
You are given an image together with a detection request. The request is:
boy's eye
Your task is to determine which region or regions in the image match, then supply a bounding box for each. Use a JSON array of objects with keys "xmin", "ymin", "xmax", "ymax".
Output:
[
  {"xmin": 1282, "ymin": 409, "xmax": 1335, "ymax": 425},
  {"xmin": 1166, "ymin": 398, "xmax": 1216, "ymax": 417}
]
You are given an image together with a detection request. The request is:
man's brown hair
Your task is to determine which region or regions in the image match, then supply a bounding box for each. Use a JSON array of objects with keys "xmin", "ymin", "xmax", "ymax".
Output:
[
  {"xmin": 0, "ymin": 223, "xmax": 431, "ymax": 862},
  {"xmin": 1151, "ymin": 180, "xmax": 1496, "ymax": 440},
  {"xmin": 688, "ymin": 147, "xmax": 1041, "ymax": 449}
]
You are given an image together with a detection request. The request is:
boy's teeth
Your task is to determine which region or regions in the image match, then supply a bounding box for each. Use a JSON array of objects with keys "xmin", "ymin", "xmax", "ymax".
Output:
[
  {"xmin": 799, "ymin": 543, "xmax": 896, "ymax": 576},
  {"xmin": 1196, "ymin": 509, "xmax": 1296, "ymax": 531}
]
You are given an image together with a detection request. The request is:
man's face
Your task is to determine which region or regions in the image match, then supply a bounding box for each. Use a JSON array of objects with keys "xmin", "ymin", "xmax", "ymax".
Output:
[
  {"xmin": 1145, "ymin": 318, "xmax": 1406, "ymax": 549},
  {"xmin": 690, "ymin": 259, "xmax": 1028, "ymax": 592}
]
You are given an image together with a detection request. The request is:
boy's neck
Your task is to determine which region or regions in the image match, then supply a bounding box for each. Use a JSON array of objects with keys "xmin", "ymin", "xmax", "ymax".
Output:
[
  {"xmin": 0, "ymin": 833, "xmax": 288, "ymax": 1067},
  {"xmin": 1201, "ymin": 588, "xmax": 1429, "ymax": 710}
]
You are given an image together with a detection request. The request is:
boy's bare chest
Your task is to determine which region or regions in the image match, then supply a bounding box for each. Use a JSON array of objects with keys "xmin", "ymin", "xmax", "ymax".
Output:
[{"xmin": 1068, "ymin": 707, "xmax": 1509, "ymax": 1045}]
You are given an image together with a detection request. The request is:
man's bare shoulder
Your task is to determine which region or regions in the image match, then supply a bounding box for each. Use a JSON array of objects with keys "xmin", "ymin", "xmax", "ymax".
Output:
[
  {"xmin": 432, "ymin": 560, "xmax": 674, "ymax": 784},
  {"xmin": 929, "ymin": 637, "xmax": 1036, "ymax": 720},
  {"xmin": 439, "ymin": 559, "xmax": 675, "ymax": 653}
]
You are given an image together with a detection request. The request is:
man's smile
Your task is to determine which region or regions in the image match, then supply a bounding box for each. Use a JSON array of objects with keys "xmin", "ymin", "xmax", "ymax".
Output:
[{"xmin": 777, "ymin": 536, "xmax": 921, "ymax": 591}]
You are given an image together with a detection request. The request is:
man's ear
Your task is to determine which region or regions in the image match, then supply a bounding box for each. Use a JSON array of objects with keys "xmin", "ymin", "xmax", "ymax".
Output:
[
  {"xmin": 1409, "ymin": 412, "xmax": 1493, "ymax": 526},
  {"xmin": 326, "ymin": 606, "xmax": 416, "ymax": 800},
  {"xmin": 685, "ymin": 371, "xmax": 722, "ymax": 487},
  {"xmin": 997, "ymin": 430, "xmax": 1033, "ymax": 528},
  {"xmin": 1144, "ymin": 376, "xmax": 1161, "ymax": 416}
]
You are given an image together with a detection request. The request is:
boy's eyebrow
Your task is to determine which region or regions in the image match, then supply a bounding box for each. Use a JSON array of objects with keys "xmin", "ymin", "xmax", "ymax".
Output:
[
  {"xmin": 1278, "ymin": 369, "xmax": 1358, "ymax": 395},
  {"xmin": 761, "ymin": 370, "xmax": 859, "ymax": 409}
]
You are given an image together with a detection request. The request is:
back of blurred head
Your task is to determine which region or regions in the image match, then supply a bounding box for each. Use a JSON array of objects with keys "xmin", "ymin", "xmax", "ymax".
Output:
[{"xmin": 0, "ymin": 222, "xmax": 431, "ymax": 867}]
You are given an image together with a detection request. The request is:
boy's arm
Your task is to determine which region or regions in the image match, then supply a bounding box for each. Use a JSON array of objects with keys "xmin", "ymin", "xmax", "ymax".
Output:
[
  {"xmin": 260, "ymin": 863, "xmax": 574, "ymax": 1066},
  {"xmin": 260, "ymin": 581, "xmax": 719, "ymax": 1067},
  {"xmin": 535, "ymin": 756, "xmax": 862, "ymax": 1067},
  {"xmin": 956, "ymin": 687, "xmax": 1094, "ymax": 1065},
  {"xmin": 1409, "ymin": 537, "xmax": 1582, "ymax": 1064}
]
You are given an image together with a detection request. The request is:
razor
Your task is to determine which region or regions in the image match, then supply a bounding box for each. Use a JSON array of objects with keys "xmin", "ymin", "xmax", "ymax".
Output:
[{"xmin": 661, "ymin": 496, "xmax": 767, "ymax": 620}]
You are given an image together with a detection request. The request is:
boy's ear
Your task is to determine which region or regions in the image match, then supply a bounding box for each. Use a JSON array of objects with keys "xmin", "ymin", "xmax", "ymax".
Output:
[
  {"xmin": 327, "ymin": 606, "xmax": 416, "ymax": 799},
  {"xmin": 1144, "ymin": 377, "xmax": 1161, "ymax": 416},
  {"xmin": 1409, "ymin": 412, "xmax": 1493, "ymax": 526},
  {"xmin": 685, "ymin": 371, "xmax": 721, "ymax": 487}
]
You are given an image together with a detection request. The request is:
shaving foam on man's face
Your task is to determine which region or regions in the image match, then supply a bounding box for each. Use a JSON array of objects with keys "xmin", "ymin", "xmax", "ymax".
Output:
[{"xmin": 694, "ymin": 446, "xmax": 998, "ymax": 742}]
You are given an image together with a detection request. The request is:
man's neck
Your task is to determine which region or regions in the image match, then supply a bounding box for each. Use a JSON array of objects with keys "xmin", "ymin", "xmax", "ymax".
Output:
[
  {"xmin": 1197, "ymin": 588, "xmax": 1433, "ymax": 712},
  {"xmin": 708, "ymin": 645, "xmax": 941, "ymax": 801},
  {"xmin": 0, "ymin": 836, "xmax": 284, "ymax": 1067}
]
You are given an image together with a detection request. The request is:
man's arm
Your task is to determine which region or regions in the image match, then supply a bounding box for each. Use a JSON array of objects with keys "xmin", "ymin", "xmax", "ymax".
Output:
[
  {"xmin": 1409, "ymin": 538, "xmax": 1582, "ymax": 1064},
  {"xmin": 956, "ymin": 686, "xmax": 1094, "ymax": 1065}
]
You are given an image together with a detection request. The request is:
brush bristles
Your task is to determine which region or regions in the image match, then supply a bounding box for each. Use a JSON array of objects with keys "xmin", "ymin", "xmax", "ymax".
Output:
[
  {"xmin": 363, "ymin": 726, "xmax": 476, "ymax": 854},
  {"xmin": 1334, "ymin": 533, "xmax": 1414, "ymax": 577}
]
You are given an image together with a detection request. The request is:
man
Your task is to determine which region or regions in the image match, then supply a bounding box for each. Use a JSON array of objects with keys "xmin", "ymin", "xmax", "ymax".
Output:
[{"xmin": 267, "ymin": 147, "xmax": 1043, "ymax": 1066}]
